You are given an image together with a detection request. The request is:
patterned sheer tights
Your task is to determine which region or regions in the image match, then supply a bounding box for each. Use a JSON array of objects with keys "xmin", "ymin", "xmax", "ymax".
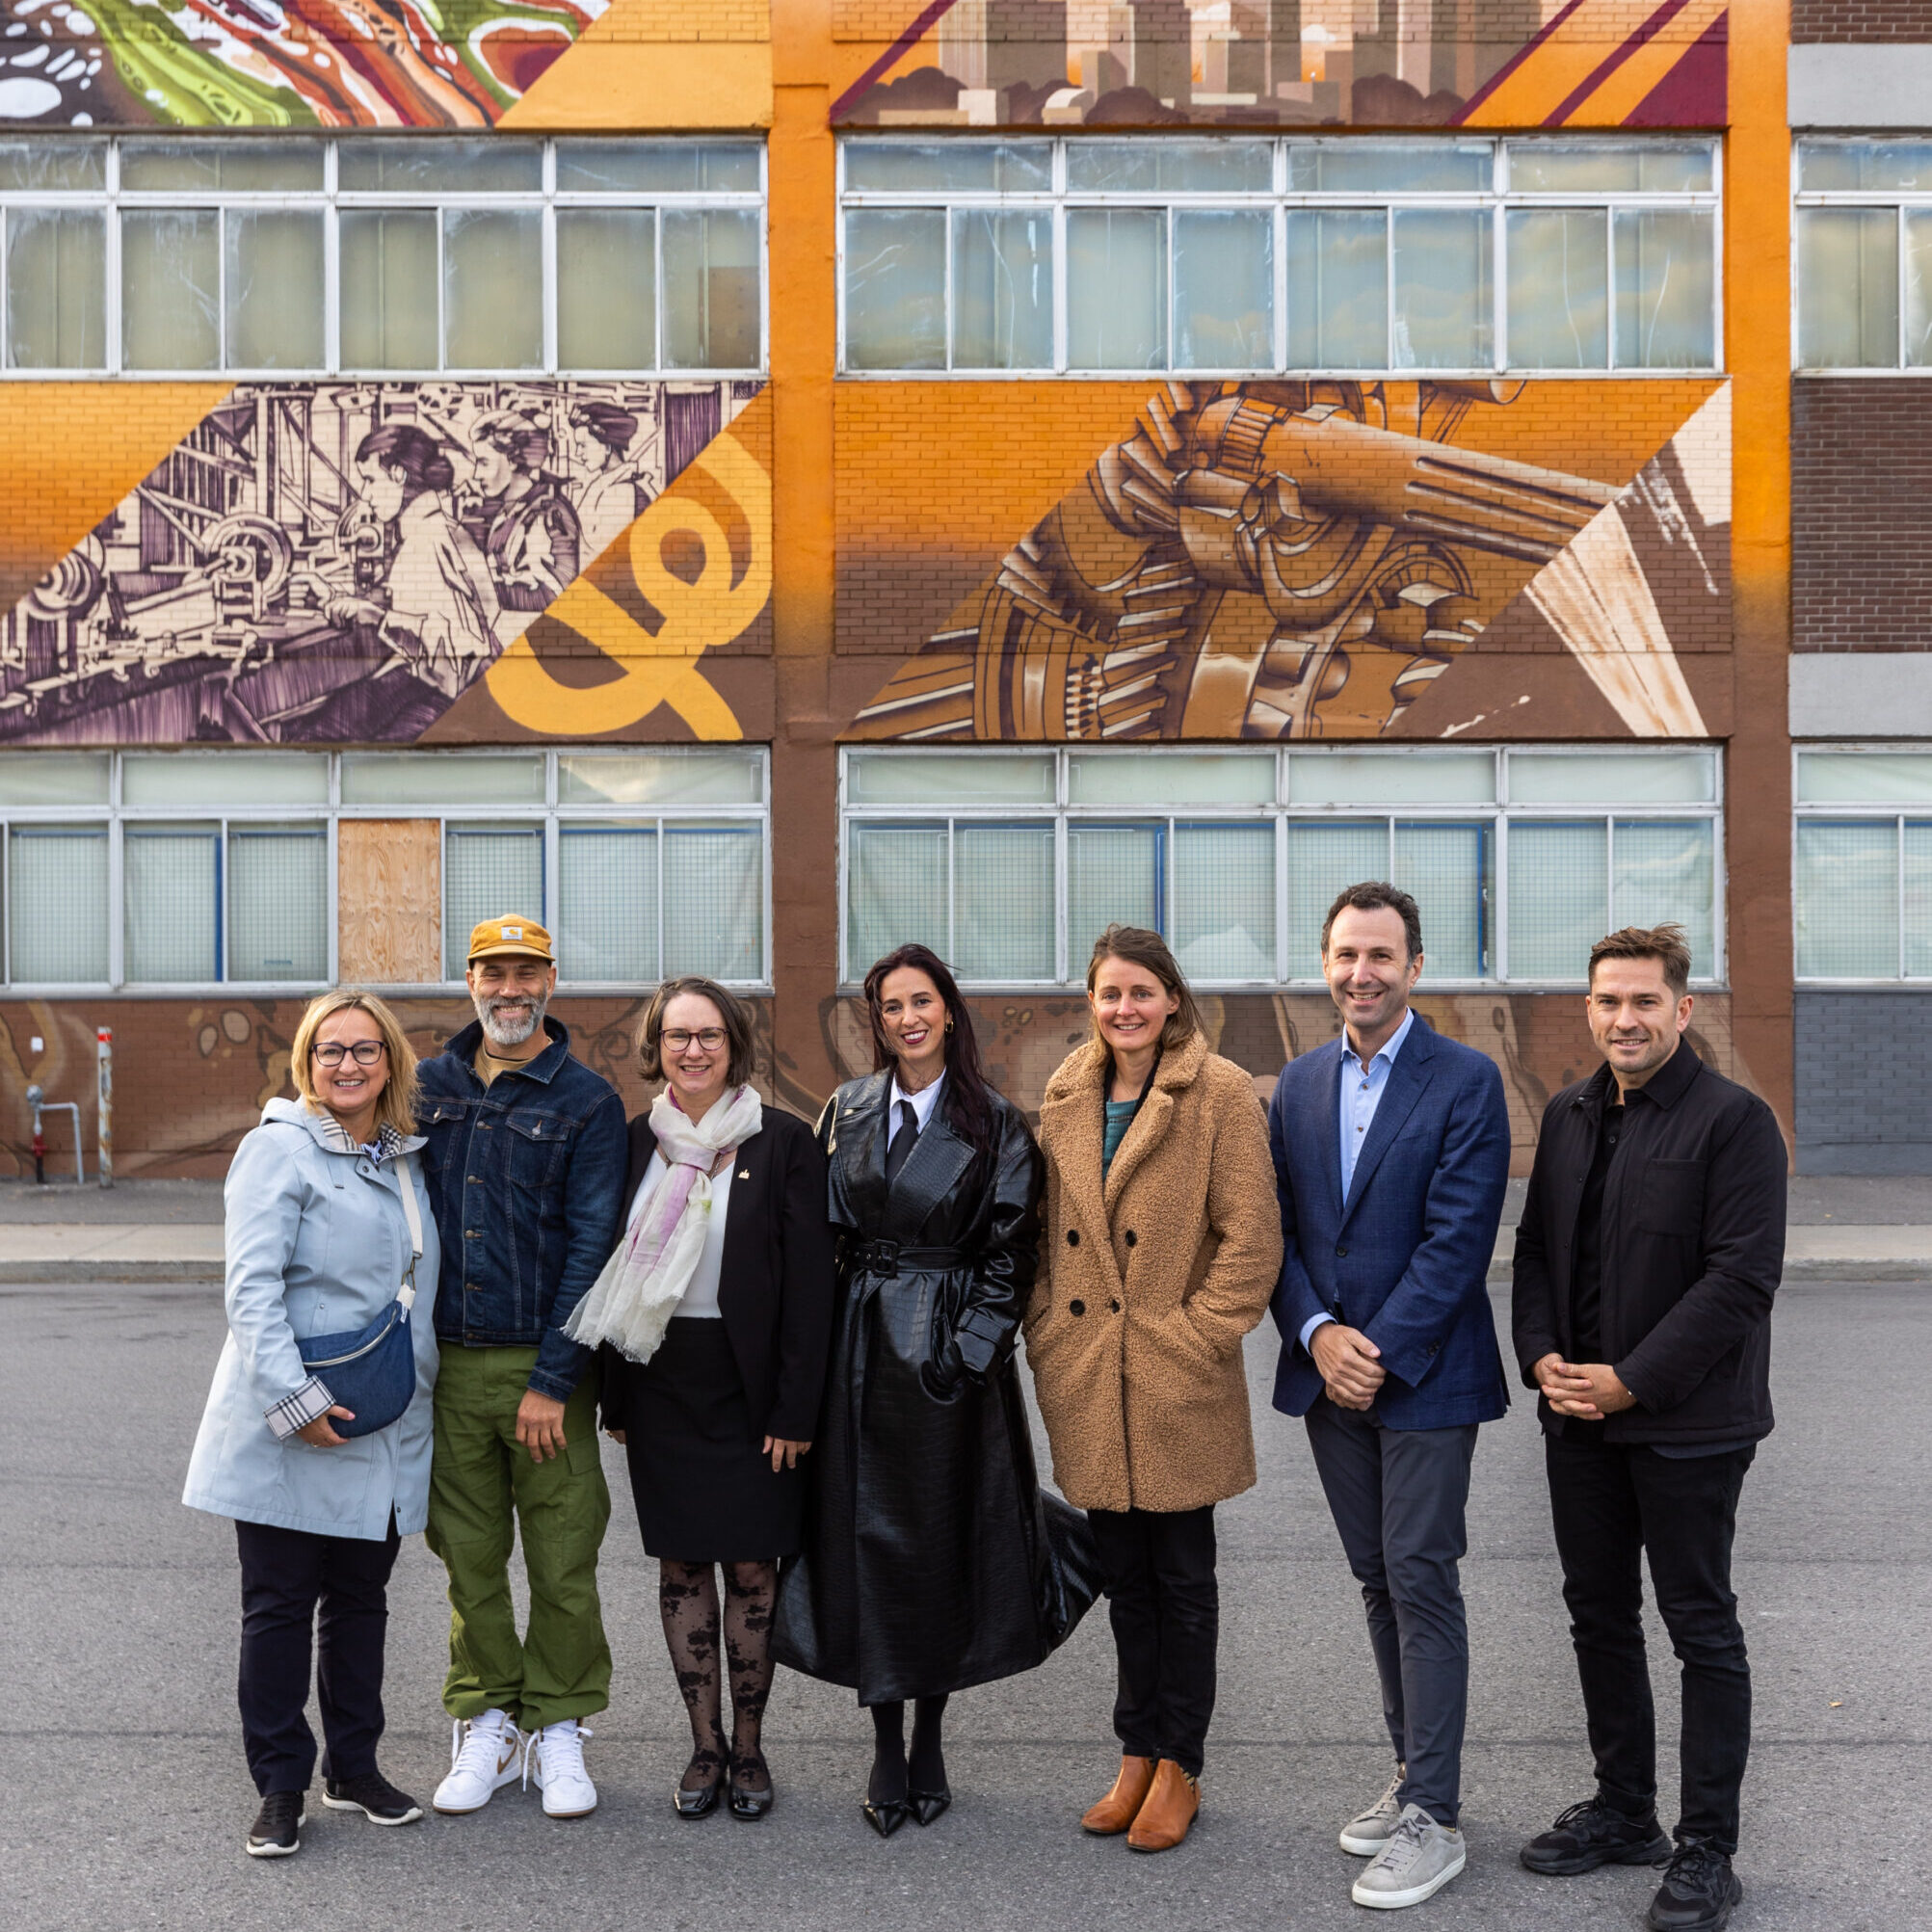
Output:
[{"xmin": 658, "ymin": 1559, "xmax": 778, "ymax": 1792}]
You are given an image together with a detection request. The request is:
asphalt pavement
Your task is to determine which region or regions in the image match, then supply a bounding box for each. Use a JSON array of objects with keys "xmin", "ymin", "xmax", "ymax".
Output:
[{"xmin": 3, "ymin": 1277, "xmax": 1925, "ymax": 1932}]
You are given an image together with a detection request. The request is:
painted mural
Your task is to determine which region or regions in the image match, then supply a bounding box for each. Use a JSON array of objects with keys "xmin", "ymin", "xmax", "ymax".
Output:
[
  {"xmin": 832, "ymin": 0, "xmax": 1726, "ymax": 130},
  {"xmin": 0, "ymin": 377, "xmax": 767, "ymax": 746},
  {"xmin": 851, "ymin": 377, "xmax": 1728, "ymax": 744}
]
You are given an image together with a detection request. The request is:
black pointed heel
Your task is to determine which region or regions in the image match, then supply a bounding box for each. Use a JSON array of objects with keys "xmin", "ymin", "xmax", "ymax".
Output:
[
  {"xmin": 863, "ymin": 1797, "xmax": 911, "ymax": 1838},
  {"xmin": 910, "ymin": 1786, "xmax": 951, "ymax": 1827}
]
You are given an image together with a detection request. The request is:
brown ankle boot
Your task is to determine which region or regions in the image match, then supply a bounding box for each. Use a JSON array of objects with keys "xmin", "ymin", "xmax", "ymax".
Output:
[
  {"xmin": 1080, "ymin": 1754, "xmax": 1156, "ymax": 1835},
  {"xmin": 1126, "ymin": 1760, "xmax": 1200, "ymax": 1853}
]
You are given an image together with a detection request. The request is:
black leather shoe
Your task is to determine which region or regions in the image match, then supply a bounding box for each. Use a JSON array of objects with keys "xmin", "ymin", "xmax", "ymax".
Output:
[
  {"xmin": 862, "ymin": 1797, "xmax": 911, "ymax": 1838},
  {"xmin": 729, "ymin": 1752, "xmax": 774, "ymax": 1819},
  {"xmin": 674, "ymin": 1754, "xmax": 727, "ymax": 1819},
  {"xmin": 1522, "ymin": 1797, "xmax": 1672, "ymax": 1875},
  {"xmin": 910, "ymin": 1786, "xmax": 951, "ymax": 1826},
  {"xmin": 1648, "ymin": 1841, "xmax": 1743, "ymax": 1932},
  {"xmin": 246, "ymin": 1790, "xmax": 305, "ymax": 1859}
]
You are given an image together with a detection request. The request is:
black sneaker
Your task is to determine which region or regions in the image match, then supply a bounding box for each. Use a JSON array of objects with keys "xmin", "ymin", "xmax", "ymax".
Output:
[
  {"xmin": 322, "ymin": 1770, "xmax": 425, "ymax": 1826},
  {"xmin": 246, "ymin": 1790, "xmax": 305, "ymax": 1859},
  {"xmin": 1649, "ymin": 1840, "xmax": 1743, "ymax": 1932},
  {"xmin": 1522, "ymin": 1797, "xmax": 1674, "ymax": 1875}
]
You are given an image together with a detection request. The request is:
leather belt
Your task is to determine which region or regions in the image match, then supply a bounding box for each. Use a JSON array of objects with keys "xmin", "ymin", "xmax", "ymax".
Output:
[{"xmin": 847, "ymin": 1239, "xmax": 968, "ymax": 1277}]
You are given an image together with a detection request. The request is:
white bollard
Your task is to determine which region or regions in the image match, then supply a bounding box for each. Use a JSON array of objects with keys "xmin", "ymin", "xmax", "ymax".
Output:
[{"xmin": 96, "ymin": 1026, "xmax": 113, "ymax": 1188}]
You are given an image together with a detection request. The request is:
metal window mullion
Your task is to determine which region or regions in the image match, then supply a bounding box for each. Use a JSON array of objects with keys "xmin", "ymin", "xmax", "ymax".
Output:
[
  {"xmin": 436, "ymin": 206, "xmax": 447, "ymax": 374},
  {"xmin": 326, "ymin": 796, "xmax": 340, "ymax": 985},
  {"xmin": 943, "ymin": 198, "xmax": 955, "ymax": 372},
  {"xmin": 654, "ymin": 813, "xmax": 667, "ymax": 979},
  {"xmin": 1384, "ymin": 207, "xmax": 1396, "ymax": 370},
  {"xmin": 1605, "ymin": 812, "xmax": 1617, "ymax": 935},
  {"xmin": 1053, "ymin": 807, "xmax": 1068, "ymax": 985},
  {"xmin": 107, "ymin": 809, "xmax": 123, "ymax": 990},
  {"xmin": 1052, "ymin": 199, "xmax": 1068, "ymax": 373},
  {"xmin": 105, "ymin": 163, "xmax": 121, "ymax": 377},
  {"xmin": 1900, "ymin": 813, "xmax": 1909, "ymax": 980},
  {"xmin": 655, "ymin": 199, "xmax": 668, "ymax": 374},
  {"xmin": 1273, "ymin": 198, "xmax": 1288, "ymax": 373},
  {"xmin": 1900, "ymin": 204, "xmax": 1911, "ymax": 370},
  {"xmin": 542, "ymin": 198, "xmax": 558, "ymax": 376},
  {"xmin": 543, "ymin": 810, "xmax": 561, "ymax": 940},
  {"xmin": 1492, "ymin": 198, "xmax": 1506, "ymax": 371},
  {"xmin": 946, "ymin": 817, "xmax": 957, "ymax": 962},
  {"xmin": 1495, "ymin": 813, "xmax": 1509, "ymax": 983},
  {"xmin": 1274, "ymin": 807, "xmax": 1288, "ymax": 983}
]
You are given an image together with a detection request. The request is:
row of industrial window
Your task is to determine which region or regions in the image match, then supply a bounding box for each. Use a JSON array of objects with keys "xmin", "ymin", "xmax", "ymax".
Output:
[
  {"xmin": 0, "ymin": 138, "xmax": 763, "ymax": 378},
  {"xmin": 839, "ymin": 137, "xmax": 1720, "ymax": 376},
  {"xmin": 0, "ymin": 749, "xmax": 767, "ymax": 989}
]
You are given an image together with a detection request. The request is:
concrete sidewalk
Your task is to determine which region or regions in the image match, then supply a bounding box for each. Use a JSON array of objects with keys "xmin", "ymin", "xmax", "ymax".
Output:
[{"xmin": 6, "ymin": 1176, "xmax": 1932, "ymax": 1282}]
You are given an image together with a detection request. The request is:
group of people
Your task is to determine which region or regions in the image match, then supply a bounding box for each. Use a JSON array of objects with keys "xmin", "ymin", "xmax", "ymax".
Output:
[{"xmin": 183, "ymin": 884, "xmax": 1783, "ymax": 1932}]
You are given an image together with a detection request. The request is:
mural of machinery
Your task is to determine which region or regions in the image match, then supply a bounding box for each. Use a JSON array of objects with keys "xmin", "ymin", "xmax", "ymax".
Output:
[{"xmin": 856, "ymin": 379, "xmax": 1621, "ymax": 743}]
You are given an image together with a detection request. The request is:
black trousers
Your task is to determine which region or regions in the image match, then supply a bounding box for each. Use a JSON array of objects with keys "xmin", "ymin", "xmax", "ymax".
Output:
[
  {"xmin": 1545, "ymin": 1433, "xmax": 1756, "ymax": 1854},
  {"xmin": 1087, "ymin": 1505, "xmax": 1216, "ymax": 1778},
  {"xmin": 235, "ymin": 1516, "xmax": 401, "ymax": 1797}
]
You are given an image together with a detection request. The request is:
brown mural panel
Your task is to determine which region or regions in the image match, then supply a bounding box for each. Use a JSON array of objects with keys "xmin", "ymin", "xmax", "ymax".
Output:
[{"xmin": 338, "ymin": 821, "xmax": 441, "ymax": 986}]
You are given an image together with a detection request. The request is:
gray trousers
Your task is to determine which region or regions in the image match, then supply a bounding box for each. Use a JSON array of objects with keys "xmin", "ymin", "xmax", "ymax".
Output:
[{"xmin": 1306, "ymin": 1396, "xmax": 1478, "ymax": 1826}]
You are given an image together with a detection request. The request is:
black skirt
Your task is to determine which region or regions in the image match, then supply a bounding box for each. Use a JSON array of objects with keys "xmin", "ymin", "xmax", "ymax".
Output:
[{"xmin": 619, "ymin": 1316, "xmax": 805, "ymax": 1563}]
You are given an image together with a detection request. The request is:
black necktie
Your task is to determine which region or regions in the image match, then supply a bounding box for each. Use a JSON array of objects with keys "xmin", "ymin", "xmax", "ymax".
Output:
[{"xmin": 885, "ymin": 1098, "xmax": 919, "ymax": 1185}]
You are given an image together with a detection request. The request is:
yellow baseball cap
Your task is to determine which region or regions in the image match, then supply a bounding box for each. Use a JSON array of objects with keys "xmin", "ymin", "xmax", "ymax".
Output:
[{"xmin": 467, "ymin": 915, "xmax": 554, "ymax": 964}]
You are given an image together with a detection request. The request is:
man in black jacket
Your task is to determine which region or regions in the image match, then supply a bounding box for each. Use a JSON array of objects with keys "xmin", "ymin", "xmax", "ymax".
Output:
[{"xmin": 1512, "ymin": 925, "xmax": 1785, "ymax": 1932}]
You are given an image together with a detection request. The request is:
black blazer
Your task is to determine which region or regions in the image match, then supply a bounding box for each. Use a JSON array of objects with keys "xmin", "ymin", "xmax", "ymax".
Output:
[
  {"xmin": 1512, "ymin": 1044, "xmax": 1786, "ymax": 1446},
  {"xmin": 599, "ymin": 1105, "xmax": 837, "ymax": 1444}
]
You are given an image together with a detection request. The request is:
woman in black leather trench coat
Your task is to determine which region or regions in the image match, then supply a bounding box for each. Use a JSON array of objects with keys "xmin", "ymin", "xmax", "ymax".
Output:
[{"xmin": 772, "ymin": 942, "xmax": 1096, "ymax": 1838}]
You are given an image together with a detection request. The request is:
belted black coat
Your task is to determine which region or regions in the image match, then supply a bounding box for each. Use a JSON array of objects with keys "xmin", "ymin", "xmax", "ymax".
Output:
[{"xmin": 771, "ymin": 1072, "xmax": 1098, "ymax": 1704}]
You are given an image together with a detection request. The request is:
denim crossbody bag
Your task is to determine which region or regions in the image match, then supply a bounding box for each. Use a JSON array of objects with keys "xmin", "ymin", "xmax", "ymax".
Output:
[{"xmin": 296, "ymin": 1156, "xmax": 424, "ymax": 1440}]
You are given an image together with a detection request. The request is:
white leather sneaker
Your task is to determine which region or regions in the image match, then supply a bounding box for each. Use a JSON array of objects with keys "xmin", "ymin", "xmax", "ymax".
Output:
[
  {"xmin": 526, "ymin": 1719, "xmax": 596, "ymax": 1819},
  {"xmin": 433, "ymin": 1710, "xmax": 523, "ymax": 1815}
]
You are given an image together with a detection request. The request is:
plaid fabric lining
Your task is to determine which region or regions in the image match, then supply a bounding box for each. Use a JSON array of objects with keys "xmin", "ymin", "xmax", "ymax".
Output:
[
  {"xmin": 265, "ymin": 1373, "xmax": 336, "ymax": 1441},
  {"xmin": 310, "ymin": 1112, "xmax": 408, "ymax": 1166}
]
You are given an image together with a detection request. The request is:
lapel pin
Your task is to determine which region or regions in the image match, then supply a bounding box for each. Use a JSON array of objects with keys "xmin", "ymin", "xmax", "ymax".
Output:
[{"xmin": 738, "ymin": 1168, "xmax": 751, "ymax": 1179}]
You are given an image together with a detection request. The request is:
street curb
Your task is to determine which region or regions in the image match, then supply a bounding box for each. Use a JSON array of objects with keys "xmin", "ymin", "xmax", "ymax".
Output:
[{"xmin": 1486, "ymin": 1258, "xmax": 1932, "ymax": 1284}]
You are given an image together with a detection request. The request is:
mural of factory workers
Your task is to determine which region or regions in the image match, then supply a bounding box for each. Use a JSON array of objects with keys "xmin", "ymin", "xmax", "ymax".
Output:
[
  {"xmin": 850, "ymin": 376, "xmax": 1728, "ymax": 745},
  {"xmin": 0, "ymin": 0, "xmax": 604, "ymax": 128},
  {"xmin": 0, "ymin": 379, "xmax": 760, "ymax": 746},
  {"xmin": 833, "ymin": 0, "xmax": 1725, "ymax": 131}
]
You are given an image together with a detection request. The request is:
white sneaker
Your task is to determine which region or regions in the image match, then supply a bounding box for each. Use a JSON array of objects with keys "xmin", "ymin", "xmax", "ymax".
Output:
[
  {"xmin": 1352, "ymin": 1803, "xmax": 1468, "ymax": 1910},
  {"xmin": 433, "ymin": 1710, "xmax": 523, "ymax": 1814},
  {"xmin": 525, "ymin": 1719, "xmax": 596, "ymax": 1819}
]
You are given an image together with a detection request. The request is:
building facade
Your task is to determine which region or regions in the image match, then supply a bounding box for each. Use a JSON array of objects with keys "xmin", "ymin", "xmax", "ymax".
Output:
[{"xmin": 0, "ymin": 0, "xmax": 1916, "ymax": 1176}]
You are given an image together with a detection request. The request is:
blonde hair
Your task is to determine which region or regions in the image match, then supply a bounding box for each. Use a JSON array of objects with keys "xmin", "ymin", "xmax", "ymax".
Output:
[{"xmin": 290, "ymin": 991, "xmax": 419, "ymax": 1138}]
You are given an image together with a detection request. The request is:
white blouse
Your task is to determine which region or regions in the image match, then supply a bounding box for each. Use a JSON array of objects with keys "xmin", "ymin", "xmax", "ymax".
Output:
[{"xmin": 627, "ymin": 1151, "xmax": 732, "ymax": 1320}]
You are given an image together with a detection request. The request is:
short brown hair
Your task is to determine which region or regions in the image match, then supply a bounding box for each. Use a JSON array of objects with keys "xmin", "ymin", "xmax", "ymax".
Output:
[
  {"xmin": 1321, "ymin": 882, "xmax": 1422, "ymax": 963},
  {"xmin": 1589, "ymin": 924, "xmax": 1692, "ymax": 998},
  {"xmin": 637, "ymin": 975, "xmax": 756, "ymax": 1086},
  {"xmin": 1085, "ymin": 924, "xmax": 1202, "ymax": 1054},
  {"xmin": 290, "ymin": 991, "xmax": 419, "ymax": 1138}
]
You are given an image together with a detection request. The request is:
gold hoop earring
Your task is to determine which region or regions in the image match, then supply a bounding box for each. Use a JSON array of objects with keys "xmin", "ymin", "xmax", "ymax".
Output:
[{"xmin": 944, "ymin": 1018, "xmax": 954, "ymax": 1034}]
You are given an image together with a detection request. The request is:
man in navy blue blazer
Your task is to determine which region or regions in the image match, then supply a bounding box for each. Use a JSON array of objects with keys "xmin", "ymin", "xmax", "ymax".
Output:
[{"xmin": 1268, "ymin": 883, "xmax": 1512, "ymax": 1913}]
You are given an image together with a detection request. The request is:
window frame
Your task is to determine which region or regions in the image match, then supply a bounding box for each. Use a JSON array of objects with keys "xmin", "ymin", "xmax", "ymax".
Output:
[
  {"xmin": 0, "ymin": 745, "xmax": 773, "ymax": 993},
  {"xmin": 0, "ymin": 137, "xmax": 769, "ymax": 380},
  {"xmin": 1791, "ymin": 136, "xmax": 1932, "ymax": 375},
  {"xmin": 836, "ymin": 134, "xmax": 1723, "ymax": 380},
  {"xmin": 837, "ymin": 743, "xmax": 1727, "ymax": 992},
  {"xmin": 1790, "ymin": 740, "xmax": 1932, "ymax": 981}
]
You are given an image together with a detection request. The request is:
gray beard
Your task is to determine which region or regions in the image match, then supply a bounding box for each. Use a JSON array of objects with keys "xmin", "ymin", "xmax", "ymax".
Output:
[{"xmin": 476, "ymin": 991, "xmax": 549, "ymax": 1049}]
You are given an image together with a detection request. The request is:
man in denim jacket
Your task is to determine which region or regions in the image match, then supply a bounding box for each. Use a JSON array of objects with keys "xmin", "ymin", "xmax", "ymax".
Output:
[{"xmin": 416, "ymin": 915, "xmax": 627, "ymax": 1821}]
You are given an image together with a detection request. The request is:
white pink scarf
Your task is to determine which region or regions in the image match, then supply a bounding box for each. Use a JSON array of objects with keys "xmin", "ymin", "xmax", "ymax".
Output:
[{"xmin": 564, "ymin": 1083, "xmax": 763, "ymax": 1363}]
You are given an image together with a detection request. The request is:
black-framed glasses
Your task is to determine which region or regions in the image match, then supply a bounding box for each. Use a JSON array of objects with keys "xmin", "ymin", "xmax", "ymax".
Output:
[
  {"xmin": 313, "ymin": 1040, "xmax": 386, "ymax": 1068},
  {"xmin": 662, "ymin": 1027, "xmax": 728, "ymax": 1051}
]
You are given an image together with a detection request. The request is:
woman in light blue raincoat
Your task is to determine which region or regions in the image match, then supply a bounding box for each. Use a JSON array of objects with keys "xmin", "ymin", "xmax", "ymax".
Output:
[{"xmin": 182, "ymin": 990, "xmax": 439, "ymax": 1860}]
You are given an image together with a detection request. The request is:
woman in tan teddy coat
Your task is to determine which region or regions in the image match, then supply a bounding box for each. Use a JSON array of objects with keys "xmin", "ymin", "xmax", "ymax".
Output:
[{"xmin": 1028, "ymin": 923, "xmax": 1283, "ymax": 1856}]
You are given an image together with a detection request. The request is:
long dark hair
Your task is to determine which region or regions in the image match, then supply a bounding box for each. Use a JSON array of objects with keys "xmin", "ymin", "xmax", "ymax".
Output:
[{"xmin": 861, "ymin": 943, "xmax": 997, "ymax": 1158}]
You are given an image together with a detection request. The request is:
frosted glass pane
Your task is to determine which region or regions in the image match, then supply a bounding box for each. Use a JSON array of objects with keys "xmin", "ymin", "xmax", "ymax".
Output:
[
  {"xmin": 1798, "ymin": 139, "xmax": 1932, "ymax": 192},
  {"xmin": 1288, "ymin": 820, "xmax": 1387, "ymax": 972},
  {"xmin": 1507, "ymin": 141, "xmax": 1710, "ymax": 193},
  {"xmin": 1067, "ymin": 208, "xmax": 1166, "ymax": 371},
  {"xmin": 558, "ymin": 210, "xmax": 656, "ymax": 371},
  {"xmin": 1392, "ymin": 209, "xmax": 1492, "ymax": 369},
  {"xmin": 847, "ymin": 823, "xmax": 946, "ymax": 974},
  {"xmin": 951, "ymin": 208, "xmax": 1052, "ymax": 370},
  {"xmin": 1795, "ymin": 820, "xmax": 1895, "ymax": 978},
  {"xmin": 1506, "ymin": 208, "xmax": 1607, "ymax": 369},
  {"xmin": 122, "ymin": 210, "xmax": 219, "ymax": 371},
  {"xmin": 559, "ymin": 751, "xmax": 762, "ymax": 806},
  {"xmin": 844, "ymin": 209, "xmax": 945, "ymax": 371},
  {"xmin": 847, "ymin": 752, "xmax": 1054, "ymax": 805},
  {"xmin": 226, "ymin": 210, "xmax": 324, "ymax": 370},
  {"xmin": 1614, "ymin": 210, "xmax": 1715, "ymax": 368},
  {"xmin": 1289, "ymin": 142, "xmax": 1491, "ymax": 194},
  {"xmin": 1797, "ymin": 208, "xmax": 1898, "ymax": 368},
  {"xmin": 1292, "ymin": 751, "xmax": 1495, "ymax": 805},
  {"xmin": 1507, "ymin": 821, "xmax": 1605, "ymax": 979},
  {"xmin": 560, "ymin": 826, "xmax": 657, "ymax": 983},
  {"xmin": 444, "ymin": 828, "xmax": 543, "ymax": 980},
  {"xmin": 664, "ymin": 825, "xmax": 762, "ymax": 980},
  {"xmin": 122, "ymin": 138, "xmax": 322, "ymax": 191},
  {"xmin": 1174, "ymin": 823, "xmax": 1274, "ymax": 979},
  {"xmin": 1175, "ymin": 209, "xmax": 1272, "ymax": 369},
  {"xmin": 9, "ymin": 826, "xmax": 107, "ymax": 982},
  {"xmin": 1286, "ymin": 210, "xmax": 1387, "ymax": 369},
  {"xmin": 1612, "ymin": 820, "xmax": 1713, "ymax": 971},
  {"xmin": 1508, "ymin": 751, "xmax": 1713, "ymax": 804},
  {"xmin": 1796, "ymin": 753, "xmax": 1932, "ymax": 804},
  {"xmin": 0, "ymin": 141, "xmax": 103, "ymax": 191},
  {"xmin": 7, "ymin": 208, "xmax": 104, "ymax": 371},
  {"xmin": 124, "ymin": 754, "xmax": 329, "ymax": 809},
  {"xmin": 1069, "ymin": 823, "xmax": 1160, "ymax": 958},
  {"xmin": 954, "ymin": 823, "xmax": 1053, "ymax": 979},
  {"xmin": 1393, "ymin": 822, "xmax": 1487, "ymax": 977},
  {"xmin": 844, "ymin": 142, "xmax": 1050, "ymax": 193},
  {"xmin": 340, "ymin": 140, "xmax": 540, "ymax": 194},
  {"xmin": 663, "ymin": 208, "xmax": 760, "ymax": 369},
  {"xmin": 0, "ymin": 754, "xmax": 108, "ymax": 806},
  {"xmin": 342, "ymin": 754, "xmax": 544, "ymax": 806},
  {"xmin": 229, "ymin": 827, "xmax": 327, "ymax": 982},
  {"xmin": 557, "ymin": 142, "xmax": 761, "ymax": 193},
  {"xmin": 125, "ymin": 826, "xmax": 219, "ymax": 983},
  {"xmin": 1907, "ymin": 213, "xmax": 1932, "ymax": 369},
  {"xmin": 340, "ymin": 210, "xmax": 439, "ymax": 372},
  {"xmin": 1071, "ymin": 753, "xmax": 1274, "ymax": 805},
  {"xmin": 1069, "ymin": 141, "xmax": 1271, "ymax": 194},
  {"xmin": 444, "ymin": 209, "xmax": 542, "ymax": 371},
  {"xmin": 1904, "ymin": 824, "xmax": 1932, "ymax": 977}
]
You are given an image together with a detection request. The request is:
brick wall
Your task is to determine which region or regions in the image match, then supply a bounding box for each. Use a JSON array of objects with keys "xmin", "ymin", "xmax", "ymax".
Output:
[
  {"xmin": 1793, "ymin": 0, "xmax": 1932, "ymax": 40},
  {"xmin": 1796, "ymin": 991, "xmax": 1932, "ymax": 1171},
  {"xmin": 1792, "ymin": 380, "xmax": 1932, "ymax": 652}
]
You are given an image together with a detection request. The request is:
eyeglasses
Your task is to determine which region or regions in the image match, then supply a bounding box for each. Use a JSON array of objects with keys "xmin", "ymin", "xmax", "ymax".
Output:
[
  {"xmin": 662, "ymin": 1027, "xmax": 728, "ymax": 1051},
  {"xmin": 313, "ymin": 1040, "xmax": 386, "ymax": 1068}
]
